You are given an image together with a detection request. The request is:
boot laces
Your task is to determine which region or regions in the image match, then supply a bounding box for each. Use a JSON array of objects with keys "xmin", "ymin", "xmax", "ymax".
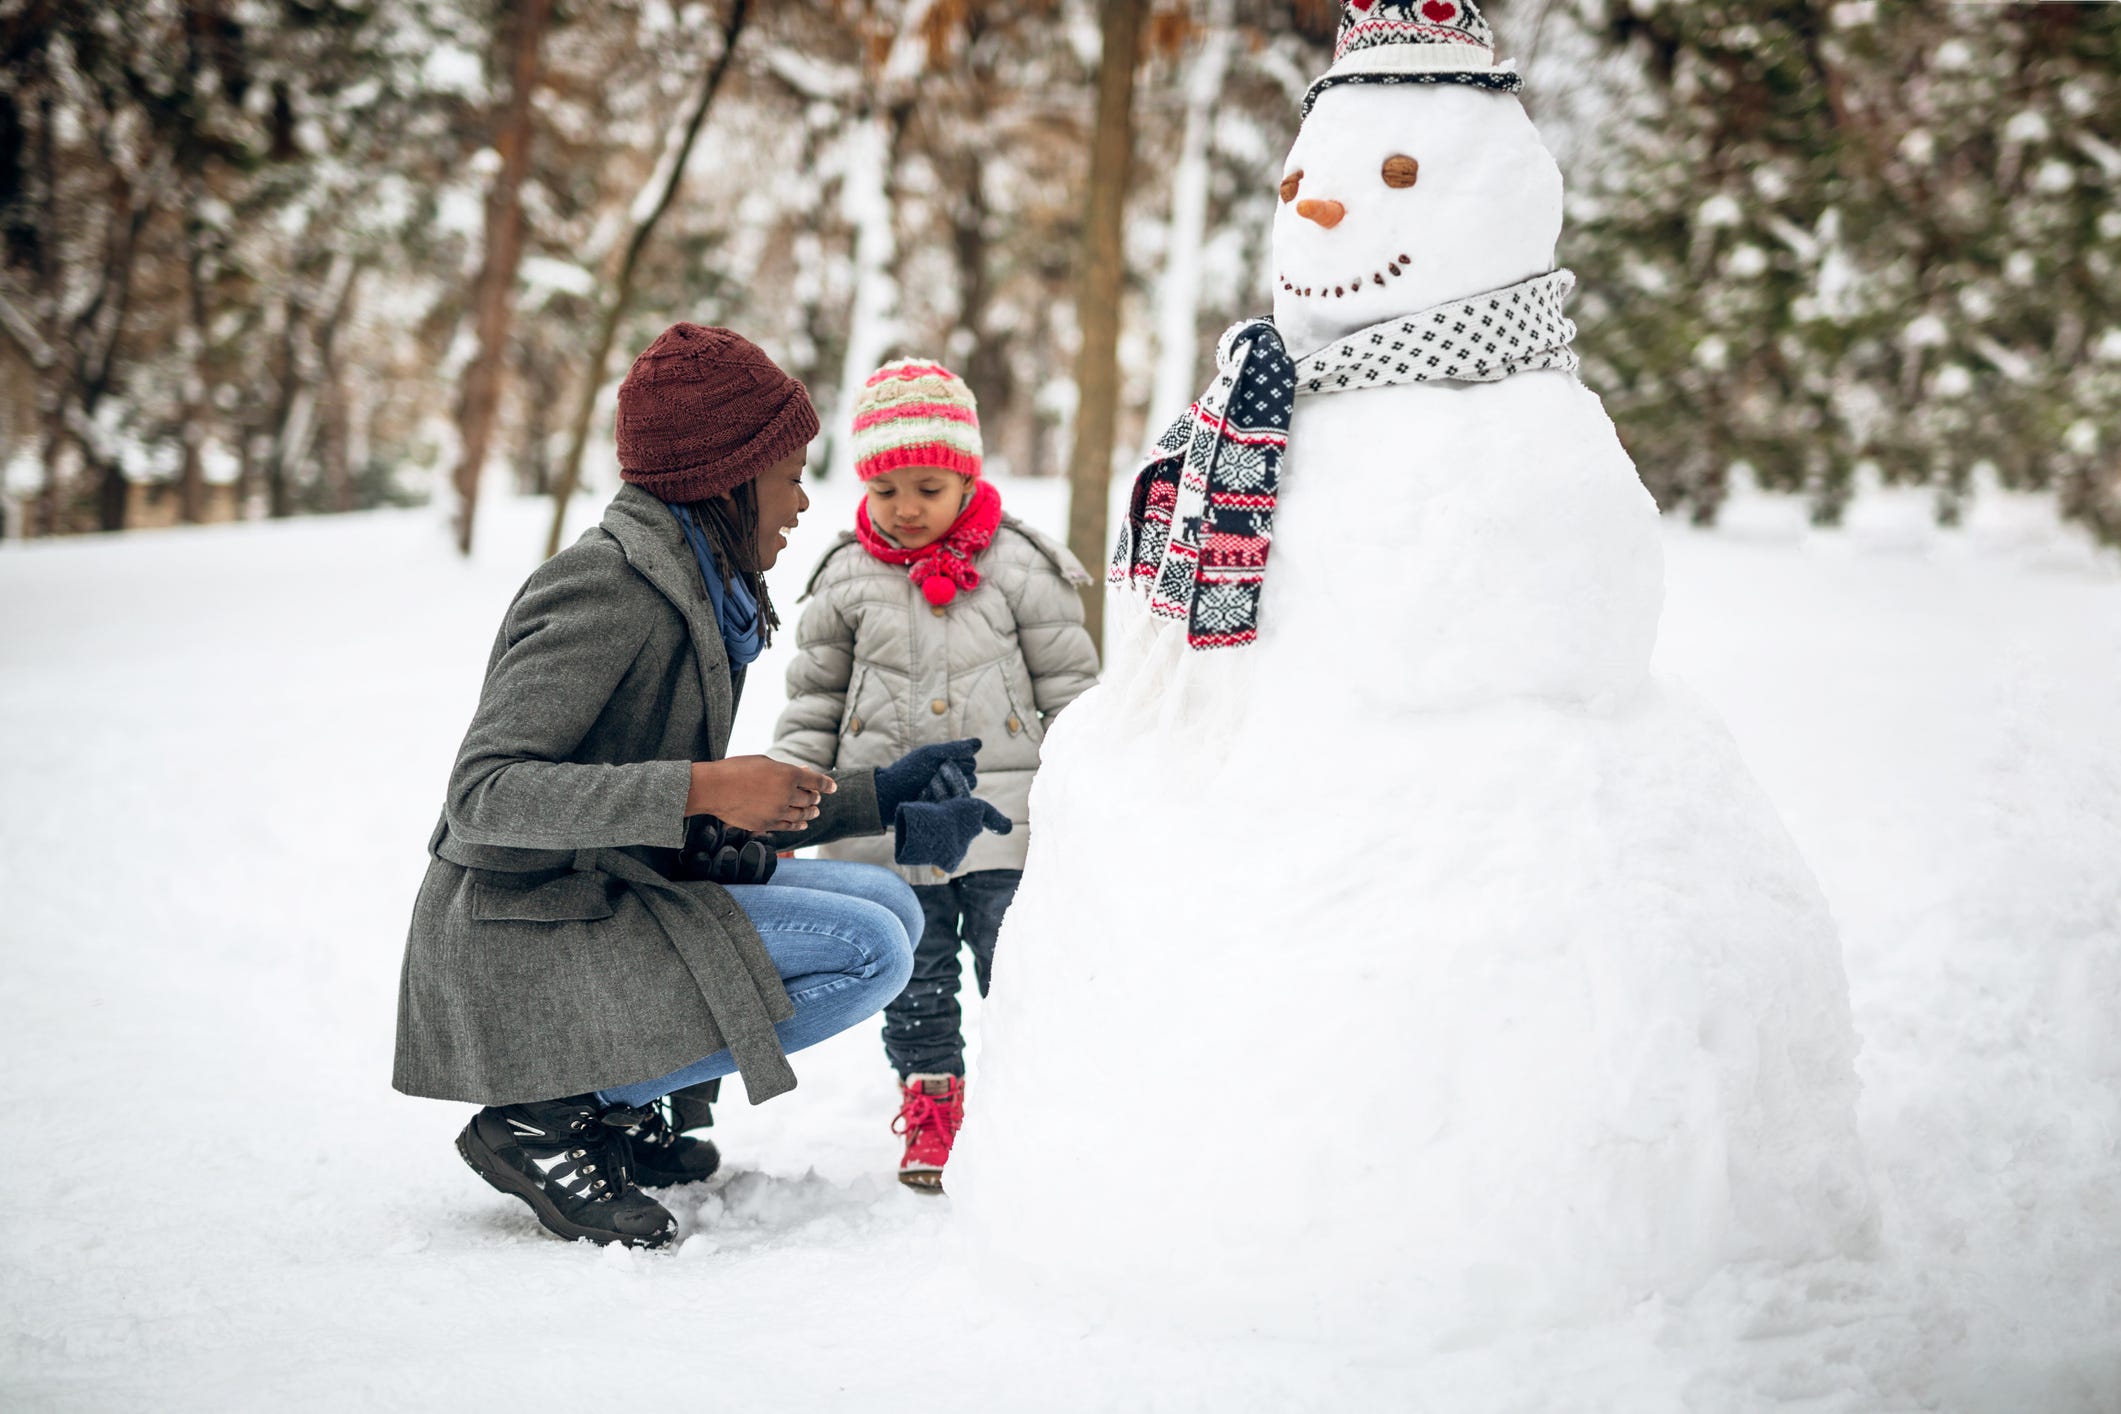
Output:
[
  {"xmin": 891, "ymin": 1083, "xmax": 961, "ymax": 1142},
  {"xmin": 533, "ymin": 1104, "xmax": 648, "ymax": 1204},
  {"xmin": 617, "ymin": 1104, "xmax": 678, "ymax": 1152},
  {"xmin": 592, "ymin": 1106, "xmax": 656, "ymax": 1190}
]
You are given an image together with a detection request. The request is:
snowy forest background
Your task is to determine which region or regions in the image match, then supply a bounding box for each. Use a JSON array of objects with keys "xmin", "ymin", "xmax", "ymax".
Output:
[{"xmin": 2, "ymin": 0, "xmax": 2117, "ymax": 555}]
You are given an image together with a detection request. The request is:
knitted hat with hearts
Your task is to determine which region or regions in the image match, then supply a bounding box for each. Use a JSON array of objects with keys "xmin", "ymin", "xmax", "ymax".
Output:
[{"xmin": 1303, "ymin": 0, "xmax": 1522, "ymax": 116}]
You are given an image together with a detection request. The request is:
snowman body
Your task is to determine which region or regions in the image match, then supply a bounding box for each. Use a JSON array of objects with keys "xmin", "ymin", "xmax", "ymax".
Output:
[
  {"xmin": 951, "ymin": 81, "xmax": 1873, "ymax": 1342},
  {"xmin": 1266, "ymin": 370, "xmax": 1662, "ymax": 712}
]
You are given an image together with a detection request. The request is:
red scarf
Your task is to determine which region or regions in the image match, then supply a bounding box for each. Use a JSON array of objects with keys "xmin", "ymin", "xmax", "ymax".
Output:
[{"xmin": 855, "ymin": 478, "xmax": 1004, "ymax": 607}]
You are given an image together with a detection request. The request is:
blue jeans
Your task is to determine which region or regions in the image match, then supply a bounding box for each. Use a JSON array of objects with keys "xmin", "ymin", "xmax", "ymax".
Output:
[{"xmin": 596, "ymin": 859, "xmax": 921, "ymax": 1107}]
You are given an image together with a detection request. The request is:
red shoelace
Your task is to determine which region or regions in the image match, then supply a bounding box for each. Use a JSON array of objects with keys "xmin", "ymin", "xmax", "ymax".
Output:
[{"xmin": 891, "ymin": 1084, "xmax": 962, "ymax": 1142}]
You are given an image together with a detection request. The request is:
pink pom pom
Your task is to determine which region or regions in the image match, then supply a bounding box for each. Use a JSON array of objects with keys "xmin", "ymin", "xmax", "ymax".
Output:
[{"xmin": 922, "ymin": 576, "xmax": 957, "ymax": 606}]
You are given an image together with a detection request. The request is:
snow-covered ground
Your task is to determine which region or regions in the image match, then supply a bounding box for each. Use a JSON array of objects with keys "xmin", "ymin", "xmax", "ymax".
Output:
[{"xmin": 3, "ymin": 480, "xmax": 2117, "ymax": 1412}]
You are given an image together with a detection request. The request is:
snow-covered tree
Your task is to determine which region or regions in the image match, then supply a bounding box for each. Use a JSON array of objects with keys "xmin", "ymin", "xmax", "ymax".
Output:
[{"xmin": 1561, "ymin": 1, "xmax": 2121, "ymax": 543}]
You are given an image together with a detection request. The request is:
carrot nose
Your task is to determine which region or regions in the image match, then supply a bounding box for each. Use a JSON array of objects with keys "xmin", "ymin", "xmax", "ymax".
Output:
[{"xmin": 1296, "ymin": 198, "xmax": 1345, "ymax": 229}]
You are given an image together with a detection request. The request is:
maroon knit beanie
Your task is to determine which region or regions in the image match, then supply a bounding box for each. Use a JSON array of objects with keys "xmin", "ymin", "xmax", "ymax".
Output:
[{"xmin": 615, "ymin": 323, "xmax": 820, "ymax": 503}]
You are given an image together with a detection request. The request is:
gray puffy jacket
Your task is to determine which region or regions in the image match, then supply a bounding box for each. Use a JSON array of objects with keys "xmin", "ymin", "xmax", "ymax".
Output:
[{"xmin": 772, "ymin": 515, "xmax": 1100, "ymax": 883}]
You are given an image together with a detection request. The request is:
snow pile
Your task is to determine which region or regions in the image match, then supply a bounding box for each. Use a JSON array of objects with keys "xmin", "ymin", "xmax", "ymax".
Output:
[
  {"xmin": 2, "ymin": 488, "xmax": 2119, "ymax": 1410},
  {"xmin": 952, "ymin": 76, "xmax": 1875, "ymax": 1340}
]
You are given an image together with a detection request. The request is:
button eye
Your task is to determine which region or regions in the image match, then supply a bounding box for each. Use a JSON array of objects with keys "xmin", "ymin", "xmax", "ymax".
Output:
[
  {"xmin": 1279, "ymin": 171, "xmax": 1302, "ymax": 203},
  {"xmin": 1382, "ymin": 155, "xmax": 1419, "ymax": 189}
]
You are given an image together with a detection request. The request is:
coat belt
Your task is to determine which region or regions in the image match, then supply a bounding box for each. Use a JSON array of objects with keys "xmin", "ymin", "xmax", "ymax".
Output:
[{"xmin": 435, "ymin": 833, "xmax": 799, "ymax": 1103}]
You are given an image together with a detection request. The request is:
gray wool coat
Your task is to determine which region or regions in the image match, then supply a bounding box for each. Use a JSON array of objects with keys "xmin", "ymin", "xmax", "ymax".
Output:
[
  {"xmin": 770, "ymin": 517, "xmax": 1099, "ymax": 885},
  {"xmin": 393, "ymin": 484, "xmax": 883, "ymax": 1108}
]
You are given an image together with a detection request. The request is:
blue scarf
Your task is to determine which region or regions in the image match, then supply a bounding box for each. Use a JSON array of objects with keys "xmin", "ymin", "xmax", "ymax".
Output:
[{"xmin": 672, "ymin": 504, "xmax": 764, "ymax": 669}]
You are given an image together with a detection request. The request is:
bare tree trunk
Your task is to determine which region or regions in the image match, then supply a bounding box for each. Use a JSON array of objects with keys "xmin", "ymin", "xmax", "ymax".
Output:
[
  {"xmin": 327, "ymin": 386, "xmax": 357, "ymax": 512},
  {"xmin": 262, "ymin": 252, "xmax": 359, "ymax": 517},
  {"xmin": 542, "ymin": 0, "xmax": 750, "ymax": 559},
  {"xmin": 93, "ymin": 449, "xmax": 126, "ymax": 531},
  {"xmin": 823, "ymin": 99, "xmax": 912, "ymax": 485},
  {"xmin": 177, "ymin": 181, "xmax": 212, "ymax": 524},
  {"xmin": 80, "ymin": 350, "xmax": 133, "ymax": 533},
  {"xmin": 263, "ymin": 285, "xmax": 303, "ymax": 518},
  {"xmin": 176, "ymin": 347, "xmax": 208, "ymax": 521},
  {"xmin": 78, "ymin": 166, "xmax": 160, "ymax": 533},
  {"xmin": 1149, "ymin": 0, "xmax": 1235, "ymax": 433},
  {"xmin": 1064, "ymin": 0, "xmax": 1149, "ymax": 656},
  {"xmin": 518, "ymin": 345, "xmax": 556, "ymax": 497},
  {"xmin": 453, "ymin": 0, "xmax": 556, "ymax": 557},
  {"xmin": 32, "ymin": 408, "xmax": 63, "ymax": 536},
  {"xmin": 951, "ymin": 147, "xmax": 1014, "ymax": 450},
  {"xmin": 236, "ymin": 427, "xmax": 260, "ymax": 520},
  {"xmin": 817, "ymin": 3, "xmax": 930, "ymax": 485},
  {"xmin": 9, "ymin": 88, "xmax": 66, "ymax": 535},
  {"xmin": 957, "ymin": 164, "xmax": 1036, "ymax": 482},
  {"xmin": 0, "ymin": 310, "xmax": 63, "ymax": 534},
  {"xmin": 315, "ymin": 264, "xmax": 361, "ymax": 513}
]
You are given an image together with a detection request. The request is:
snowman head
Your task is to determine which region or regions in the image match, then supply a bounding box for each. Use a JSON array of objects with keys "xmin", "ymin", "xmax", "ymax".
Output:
[
  {"xmin": 1272, "ymin": 0, "xmax": 1560, "ymax": 355},
  {"xmin": 1271, "ymin": 85, "xmax": 1562, "ymax": 355}
]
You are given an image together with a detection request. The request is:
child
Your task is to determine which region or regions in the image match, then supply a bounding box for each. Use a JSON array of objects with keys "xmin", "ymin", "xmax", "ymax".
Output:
[{"xmin": 773, "ymin": 359, "xmax": 1099, "ymax": 1190}]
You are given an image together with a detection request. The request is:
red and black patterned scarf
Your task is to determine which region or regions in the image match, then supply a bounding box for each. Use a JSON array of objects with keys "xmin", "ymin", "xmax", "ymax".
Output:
[{"xmin": 1113, "ymin": 269, "xmax": 1580, "ymax": 650}]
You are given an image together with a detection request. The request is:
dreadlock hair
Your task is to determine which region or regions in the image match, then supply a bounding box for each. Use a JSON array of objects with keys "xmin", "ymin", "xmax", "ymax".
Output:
[{"xmin": 687, "ymin": 480, "xmax": 781, "ymax": 645}]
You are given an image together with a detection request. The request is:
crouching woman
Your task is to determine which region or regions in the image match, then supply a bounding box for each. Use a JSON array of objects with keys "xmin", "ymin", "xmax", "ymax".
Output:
[{"xmin": 393, "ymin": 324, "xmax": 1007, "ymax": 1249}]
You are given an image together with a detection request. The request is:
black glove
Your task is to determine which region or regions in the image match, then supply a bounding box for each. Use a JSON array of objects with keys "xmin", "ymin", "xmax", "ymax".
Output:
[
  {"xmin": 875, "ymin": 739, "xmax": 983, "ymax": 818},
  {"xmin": 893, "ymin": 796, "xmax": 1013, "ymax": 872},
  {"xmin": 678, "ymin": 814, "xmax": 779, "ymax": 885}
]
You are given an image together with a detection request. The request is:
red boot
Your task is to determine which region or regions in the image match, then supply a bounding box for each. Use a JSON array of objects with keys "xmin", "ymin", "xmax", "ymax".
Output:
[{"xmin": 892, "ymin": 1074, "xmax": 964, "ymax": 1192}]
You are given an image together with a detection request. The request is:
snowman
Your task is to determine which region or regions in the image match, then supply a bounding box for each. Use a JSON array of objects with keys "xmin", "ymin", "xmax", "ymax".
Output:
[{"xmin": 951, "ymin": 0, "xmax": 1875, "ymax": 1343}]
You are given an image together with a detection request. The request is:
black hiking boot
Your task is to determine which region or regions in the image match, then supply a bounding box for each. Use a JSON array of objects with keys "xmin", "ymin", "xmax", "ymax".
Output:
[
  {"xmin": 455, "ymin": 1096, "xmax": 679, "ymax": 1249},
  {"xmin": 612, "ymin": 1101, "xmax": 722, "ymax": 1189}
]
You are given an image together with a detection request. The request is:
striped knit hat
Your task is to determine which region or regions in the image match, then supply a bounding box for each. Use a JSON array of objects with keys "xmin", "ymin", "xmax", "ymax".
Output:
[
  {"xmin": 849, "ymin": 359, "xmax": 982, "ymax": 482},
  {"xmin": 1303, "ymin": 0, "xmax": 1521, "ymax": 115}
]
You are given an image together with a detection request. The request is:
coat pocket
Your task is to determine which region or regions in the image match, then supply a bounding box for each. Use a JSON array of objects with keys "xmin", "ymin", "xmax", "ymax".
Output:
[
  {"xmin": 841, "ymin": 661, "xmax": 869, "ymax": 738},
  {"xmin": 471, "ymin": 873, "xmax": 615, "ymax": 924},
  {"xmin": 998, "ymin": 666, "xmax": 1045, "ymax": 745}
]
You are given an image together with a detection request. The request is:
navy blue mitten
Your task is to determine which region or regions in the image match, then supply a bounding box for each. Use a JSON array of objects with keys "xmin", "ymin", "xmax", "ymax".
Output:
[
  {"xmin": 875, "ymin": 739, "xmax": 983, "ymax": 818},
  {"xmin": 893, "ymin": 796, "xmax": 1013, "ymax": 872}
]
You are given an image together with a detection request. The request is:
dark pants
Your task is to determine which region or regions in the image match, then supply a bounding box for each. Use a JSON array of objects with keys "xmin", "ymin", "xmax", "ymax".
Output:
[{"xmin": 882, "ymin": 868, "xmax": 1022, "ymax": 1079}]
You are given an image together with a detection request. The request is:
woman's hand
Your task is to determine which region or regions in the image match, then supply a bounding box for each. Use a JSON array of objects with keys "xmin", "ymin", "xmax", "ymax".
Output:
[{"xmin": 686, "ymin": 756, "xmax": 836, "ymax": 833}]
